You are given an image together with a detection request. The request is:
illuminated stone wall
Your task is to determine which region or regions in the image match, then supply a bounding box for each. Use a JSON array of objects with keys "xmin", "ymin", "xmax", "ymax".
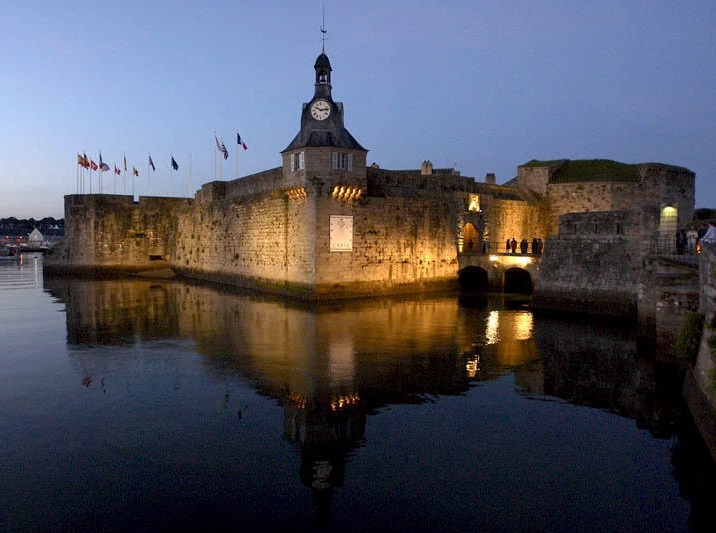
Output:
[{"xmin": 171, "ymin": 182, "xmax": 317, "ymax": 294}]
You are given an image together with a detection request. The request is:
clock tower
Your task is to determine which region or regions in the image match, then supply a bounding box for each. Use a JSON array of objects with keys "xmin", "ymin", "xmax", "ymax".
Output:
[{"xmin": 282, "ymin": 50, "xmax": 367, "ymax": 194}]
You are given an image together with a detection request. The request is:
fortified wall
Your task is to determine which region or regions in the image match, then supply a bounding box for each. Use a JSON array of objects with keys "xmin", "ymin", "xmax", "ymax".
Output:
[
  {"xmin": 526, "ymin": 160, "xmax": 695, "ymax": 320},
  {"xmin": 683, "ymin": 243, "xmax": 716, "ymax": 459},
  {"xmin": 47, "ymin": 194, "xmax": 191, "ymax": 272},
  {"xmin": 169, "ymin": 165, "xmax": 538, "ymax": 299}
]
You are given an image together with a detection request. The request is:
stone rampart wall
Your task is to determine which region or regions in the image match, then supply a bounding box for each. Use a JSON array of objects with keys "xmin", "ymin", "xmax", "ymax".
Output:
[
  {"xmin": 532, "ymin": 211, "xmax": 641, "ymax": 319},
  {"xmin": 46, "ymin": 194, "xmax": 191, "ymax": 270},
  {"xmin": 173, "ymin": 188, "xmax": 466, "ymax": 298},
  {"xmin": 172, "ymin": 189, "xmax": 317, "ymax": 294},
  {"xmin": 483, "ymin": 197, "xmax": 548, "ymax": 252}
]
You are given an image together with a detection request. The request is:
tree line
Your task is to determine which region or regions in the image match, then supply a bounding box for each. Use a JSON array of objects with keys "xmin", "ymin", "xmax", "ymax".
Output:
[{"xmin": 1, "ymin": 217, "xmax": 64, "ymax": 237}]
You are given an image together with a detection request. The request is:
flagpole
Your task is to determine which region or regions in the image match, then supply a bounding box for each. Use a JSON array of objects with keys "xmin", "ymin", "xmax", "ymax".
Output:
[
  {"xmin": 169, "ymin": 155, "xmax": 173, "ymax": 197},
  {"xmin": 235, "ymin": 139, "xmax": 238, "ymax": 180},
  {"xmin": 147, "ymin": 154, "xmax": 150, "ymax": 196},
  {"xmin": 189, "ymin": 154, "xmax": 193, "ymax": 197}
]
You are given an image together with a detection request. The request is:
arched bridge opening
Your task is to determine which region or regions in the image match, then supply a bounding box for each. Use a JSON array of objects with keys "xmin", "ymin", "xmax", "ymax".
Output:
[
  {"xmin": 504, "ymin": 267, "xmax": 534, "ymax": 294},
  {"xmin": 458, "ymin": 266, "xmax": 489, "ymax": 291}
]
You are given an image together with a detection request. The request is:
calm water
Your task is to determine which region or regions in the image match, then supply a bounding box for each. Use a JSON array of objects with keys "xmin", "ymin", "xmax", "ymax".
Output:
[{"xmin": 1, "ymin": 255, "xmax": 714, "ymax": 532}]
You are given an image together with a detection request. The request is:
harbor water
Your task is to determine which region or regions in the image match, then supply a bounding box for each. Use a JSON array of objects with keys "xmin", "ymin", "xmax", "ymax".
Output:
[{"xmin": 0, "ymin": 255, "xmax": 714, "ymax": 531}]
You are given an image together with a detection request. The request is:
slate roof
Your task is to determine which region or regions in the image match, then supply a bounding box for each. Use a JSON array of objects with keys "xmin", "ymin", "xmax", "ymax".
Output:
[{"xmin": 282, "ymin": 128, "xmax": 366, "ymax": 152}]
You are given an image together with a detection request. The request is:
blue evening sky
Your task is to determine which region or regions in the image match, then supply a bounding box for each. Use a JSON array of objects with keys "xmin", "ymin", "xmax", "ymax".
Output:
[{"xmin": 1, "ymin": 0, "xmax": 714, "ymax": 219}]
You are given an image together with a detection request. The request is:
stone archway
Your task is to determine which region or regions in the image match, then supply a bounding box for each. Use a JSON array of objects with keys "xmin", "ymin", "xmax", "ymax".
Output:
[
  {"xmin": 458, "ymin": 266, "xmax": 489, "ymax": 291},
  {"xmin": 504, "ymin": 267, "xmax": 533, "ymax": 294},
  {"xmin": 461, "ymin": 222, "xmax": 478, "ymax": 253}
]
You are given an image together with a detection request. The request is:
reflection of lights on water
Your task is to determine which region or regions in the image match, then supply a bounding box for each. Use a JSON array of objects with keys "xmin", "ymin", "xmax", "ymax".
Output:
[
  {"xmin": 330, "ymin": 394, "xmax": 360, "ymax": 411},
  {"xmin": 513, "ymin": 312, "xmax": 533, "ymax": 340},
  {"xmin": 465, "ymin": 355, "xmax": 480, "ymax": 378},
  {"xmin": 486, "ymin": 311, "xmax": 500, "ymax": 344},
  {"xmin": 485, "ymin": 310, "xmax": 534, "ymax": 344},
  {"xmin": 287, "ymin": 392, "xmax": 360, "ymax": 411}
]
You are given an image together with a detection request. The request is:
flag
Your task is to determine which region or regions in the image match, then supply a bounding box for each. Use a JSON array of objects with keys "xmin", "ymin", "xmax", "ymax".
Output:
[
  {"xmin": 133, "ymin": 166, "xmax": 139, "ymax": 177},
  {"xmin": 82, "ymin": 153, "xmax": 90, "ymax": 168},
  {"xmin": 148, "ymin": 155, "xmax": 155, "ymax": 171},
  {"xmin": 220, "ymin": 138, "xmax": 228, "ymax": 160},
  {"xmin": 99, "ymin": 162, "xmax": 109, "ymax": 172},
  {"xmin": 77, "ymin": 153, "xmax": 84, "ymax": 166},
  {"xmin": 90, "ymin": 159, "xmax": 98, "ymax": 171},
  {"xmin": 123, "ymin": 155, "xmax": 127, "ymax": 172},
  {"xmin": 114, "ymin": 165, "xmax": 121, "ymax": 175},
  {"xmin": 215, "ymin": 135, "xmax": 221, "ymax": 153},
  {"xmin": 171, "ymin": 156, "xmax": 179, "ymax": 171},
  {"xmin": 237, "ymin": 132, "xmax": 248, "ymax": 150}
]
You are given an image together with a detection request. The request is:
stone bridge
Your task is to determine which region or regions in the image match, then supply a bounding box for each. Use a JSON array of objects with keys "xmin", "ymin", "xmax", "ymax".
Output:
[{"xmin": 457, "ymin": 252, "xmax": 541, "ymax": 293}]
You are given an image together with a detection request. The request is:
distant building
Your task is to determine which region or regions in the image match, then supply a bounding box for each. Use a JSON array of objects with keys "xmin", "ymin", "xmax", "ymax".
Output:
[{"xmin": 28, "ymin": 227, "xmax": 44, "ymax": 247}]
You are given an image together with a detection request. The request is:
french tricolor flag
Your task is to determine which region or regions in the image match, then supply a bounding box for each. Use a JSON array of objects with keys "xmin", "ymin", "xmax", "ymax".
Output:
[{"xmin": 237, "ymin": 132, "xmax": 248, "ymax": 150}]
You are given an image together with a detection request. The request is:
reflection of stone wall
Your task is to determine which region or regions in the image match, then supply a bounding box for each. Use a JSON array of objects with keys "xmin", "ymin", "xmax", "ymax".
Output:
[
  {"xmin": 45, "ymin": 278, "xmax": 179, "ymax": 345},
  {"xmin": 45, "ymin": 278, "xmax": 547, "ymax": 410},
  {"xmin": 532, "ymin": 316, "xmax": 640, "ymax": 417}
]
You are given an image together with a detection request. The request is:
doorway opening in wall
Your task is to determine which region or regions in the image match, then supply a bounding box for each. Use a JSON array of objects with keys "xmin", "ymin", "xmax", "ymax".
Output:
[
  {"xmin": 658, "ymin": 206, "xmax": 677, "ymax": 253},
  {"xmin": 149, "ymin": 255, "xmax": 163, "ymax": 261},
  {"xmin": 461, "ymin": 223, "xmax": 478, "ymax": 253}
]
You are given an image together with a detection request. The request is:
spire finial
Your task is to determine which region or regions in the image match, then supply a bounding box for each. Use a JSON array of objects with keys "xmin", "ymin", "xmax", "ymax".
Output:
[{"xmin": 320, "ymin": 5, "xmax": 327, "ymax": 52}]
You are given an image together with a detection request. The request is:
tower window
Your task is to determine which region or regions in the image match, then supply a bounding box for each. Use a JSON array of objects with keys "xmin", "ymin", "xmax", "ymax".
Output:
[
  {"xmin": 291, "ymin": 151, "xmax": 305, "ymax": 171},
  {"xmin": 332, "ymin": 152, "xmax": 353, "ymax": 171}
]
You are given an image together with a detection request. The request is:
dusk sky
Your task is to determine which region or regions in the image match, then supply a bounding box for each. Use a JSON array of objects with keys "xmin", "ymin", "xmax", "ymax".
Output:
[{"xmin": 1, "ymin": 1, "xmax": 714, "ymax": 219}]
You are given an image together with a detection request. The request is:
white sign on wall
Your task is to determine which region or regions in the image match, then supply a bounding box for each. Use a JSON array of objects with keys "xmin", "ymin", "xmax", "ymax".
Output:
[{"xmin": 329, "ymin": 215, "xmax": 353, "ymax": 252}]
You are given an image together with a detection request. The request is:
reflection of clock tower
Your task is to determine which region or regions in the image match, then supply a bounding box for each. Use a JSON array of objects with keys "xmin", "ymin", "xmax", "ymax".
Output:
[{"xmin": 282, "ymin": 50, "xmax": 367, "ymax": 194}]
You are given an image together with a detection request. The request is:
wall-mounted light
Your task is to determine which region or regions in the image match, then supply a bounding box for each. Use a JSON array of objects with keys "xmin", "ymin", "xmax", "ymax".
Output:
[{"xmin": 331, "ymin": 184, "xmax": 363, "ymax": 202}]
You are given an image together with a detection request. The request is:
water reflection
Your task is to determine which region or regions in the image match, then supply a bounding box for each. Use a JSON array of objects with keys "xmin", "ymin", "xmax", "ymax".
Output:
[{"xmin": 40, "ymin": 277, "xmax": 713, "ymax": 529}]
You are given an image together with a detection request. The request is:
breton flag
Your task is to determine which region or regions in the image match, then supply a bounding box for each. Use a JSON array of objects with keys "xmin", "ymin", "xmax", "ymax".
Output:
[
  {"xmin": 237, "ymin": 132, "xmax": 248, "ymax": 150},
  {"xmin": 220, "ymin": 138, "xmax": 228, "ymax": 160},
  {"xmin": 148, "ymin": 154, "xmax": 156, "ymax": 171},
  {"xmin": 171, "ymin": 156, "xmax": 179, "ymax": 171},
  {"xmin": 133, "ymin": 166, "xmax": 139, "ymax": 177}
]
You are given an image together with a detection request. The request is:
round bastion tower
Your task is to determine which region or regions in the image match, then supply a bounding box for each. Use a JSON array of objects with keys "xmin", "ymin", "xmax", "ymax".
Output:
[{"xmin": 281, "ymin": 50, "xmax": 367, "ymax": 195}]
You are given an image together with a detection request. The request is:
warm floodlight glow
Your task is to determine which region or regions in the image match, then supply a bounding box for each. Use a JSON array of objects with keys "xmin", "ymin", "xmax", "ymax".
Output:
[
  {"xmin": 468, "ymin": 194, "xmax": 480, "ymax": 212},
  {"xmin": 489, "ymin": 255, "xmax": 498, "ymax": 262},
  {"xmin": 513, "ymin": 256, "xmax": 533, "ymax": 267}
]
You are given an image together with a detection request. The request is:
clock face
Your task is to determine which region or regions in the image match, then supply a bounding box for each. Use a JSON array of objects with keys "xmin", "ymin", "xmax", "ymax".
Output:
[{"xmin": 310, "ymin": 99, "xmax": 331, "ymax": 120}]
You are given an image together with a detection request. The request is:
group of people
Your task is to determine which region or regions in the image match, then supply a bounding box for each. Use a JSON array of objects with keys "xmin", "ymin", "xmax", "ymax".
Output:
[
  {"xmin": 675, "ymin": 221, "xmax": 716, "ymax": 255},
  {"xmin": 506, "ymin": 237, "xmax": 543, "ymax": 255}
]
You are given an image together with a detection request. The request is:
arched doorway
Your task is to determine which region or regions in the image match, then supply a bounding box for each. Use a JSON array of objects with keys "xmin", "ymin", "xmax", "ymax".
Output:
[
  {"xmin": 659, "ymin": 206, "xmax": 677, "ymax": 253},
  {"xmin": 458, "ymin": 266, "xmax": 488, "ymax": 291},
  {"xmin": 504, "ymin": 267, "xmax": 533, "ymax": 294},
  {"xmin": 461, "ymin": 223, "xmax": 478, "ymax": 253}
]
